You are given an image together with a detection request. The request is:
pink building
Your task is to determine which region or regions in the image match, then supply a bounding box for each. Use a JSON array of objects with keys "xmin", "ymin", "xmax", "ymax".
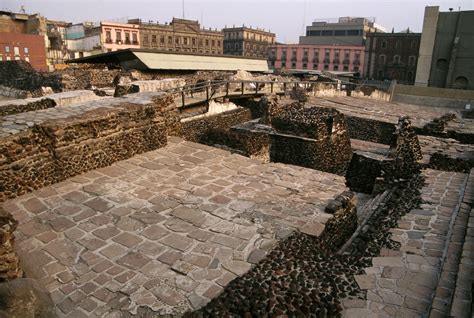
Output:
[
  {"xmin": 268, "ymin": 44, "xmax": 365, "ymax": 75},
  {"xmin": 101, "ymin": 22, "xmax": 140, "ymax": 52}
]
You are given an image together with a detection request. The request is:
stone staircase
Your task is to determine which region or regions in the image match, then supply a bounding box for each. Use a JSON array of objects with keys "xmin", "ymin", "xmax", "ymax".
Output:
[{"xmin": 342, "ymin": 168, "xmax": 474, "ymax": 317}]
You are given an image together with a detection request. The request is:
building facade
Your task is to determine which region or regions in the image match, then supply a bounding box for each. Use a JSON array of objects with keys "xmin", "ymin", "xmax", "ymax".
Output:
[
  {"xmin": 299, "ymin": 17, "xmax": 386, "ymax": 46},
  {"xmin": 365, "ymin": 31, "xmax": 421, "ymax": 84},
  {"xmin": 132, "ymin": 18, "xmax": 223, "ymax": 55},
  {"xmin": 223, "ymin": 26, "xmax": 275, "ymax": 58},
  {"xmin": 416, "ymin": 6, "xmax": 474, "ymax": 90},
  {"xmin": 101, "ymin": 22, "xmax": 140, "ymax": 52},
  {"xmin": 268, "ymin": 44, "xmax": 365, "ymax": 74},
  {"xmin": 0, "ymin": 32, "xmax": 47, "ymax": 71}
]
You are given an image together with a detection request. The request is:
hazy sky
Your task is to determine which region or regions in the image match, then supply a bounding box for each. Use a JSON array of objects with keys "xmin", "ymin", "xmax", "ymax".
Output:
[{"xmin": 2, "ymin": 0, "xmax": 473, "ymax": 42}]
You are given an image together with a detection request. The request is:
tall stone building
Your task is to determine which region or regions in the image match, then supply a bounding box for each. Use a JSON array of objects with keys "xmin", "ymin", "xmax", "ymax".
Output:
[
  {"xmin": 299, "ymin": 17, "xmax": 386, "ymax": 46},
  {"xmin": 416, "ymin": 6, "xmax": 474, "ymax": 90},
  {"xmin": 130, "ymin": 18, "xmax": 223, "ymax": 55},
  {"xmin": 223, "ymin": 26, "xmax": 275, "ymax": 58},
  {"xmin": 364, "ymin": 31, "xmax": 421, "ymax": 84}
]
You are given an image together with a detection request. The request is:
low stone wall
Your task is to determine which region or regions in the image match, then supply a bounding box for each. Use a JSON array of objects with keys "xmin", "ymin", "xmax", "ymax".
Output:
[
  {"xmin": 346, "ymin": 152, "xmax": 384, "ymax": 194},
  {"xmin": 0, "ymin": 95, "xmax": 172, "ymax": 202},
  {"xmin": 179, "ymin": 107, "xmax": 253, "ymax": 144},
  {"xmin": 0, "ymin": 207, "xmax": 22, "ymax": 282},
  {"xmin": 0, "ymin": 90, "xmax": 103, "ymax": 116},
  {"xmin": 0, "ymin": 85, "xmax": 28, "ymax": 99},
  {"xmin": 115, "ymin": 78, "xmax": 186, "ymax": 97},
  {"xmin": 346, "ymin": 116, "xmax": 396, "ymax": 145}
]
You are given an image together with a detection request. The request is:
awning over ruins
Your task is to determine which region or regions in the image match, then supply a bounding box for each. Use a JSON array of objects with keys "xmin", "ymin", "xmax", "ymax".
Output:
[{"xmin": 67, "ymin": 49, "xmax": 269, "ymax": 72}]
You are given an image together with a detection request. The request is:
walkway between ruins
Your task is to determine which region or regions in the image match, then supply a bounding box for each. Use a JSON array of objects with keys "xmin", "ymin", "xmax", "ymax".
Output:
[
  {"xmin": 3, "ymin": 137, "xmax": 346, "ymax": 317},
  {"xmin": 342, "ymin": 168, "xmax": 474, "ymax": 317}
]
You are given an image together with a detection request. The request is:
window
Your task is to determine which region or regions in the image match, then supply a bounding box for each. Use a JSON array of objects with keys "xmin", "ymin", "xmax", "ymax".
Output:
[
  {"xmin": 393, "ymin": 55, "xmax": 400, "ymax": 63},
  {"xmin": 379, "ymin": 55, "xmax": 386, "ymax": 65},
  {"xmin": 205, "ymin": 39, "xmax": 209, "ymax": 46},
  {"xmin": 217, "ymin": 40, "xmax": 221, "ymax": 47},
  {"xmin": 14, "ymin": 47, "xmax": 19, "ymax": 56},
  {"xmin": 303, "ymin": 63, "xmax": 307, "ymax": 69},
  {"xmin": 343, "ymin": 65, "xmax": 349, "ymax": 71},
  {"xmin": 324, "ymin": 64, "xmax": 329, "ymax": 70},
  {"xmin": 395, "ymin": 40, "xmax": 401, "ymax": 49},
  {"xmin": 212, "ymin": 40, "xmax": 215, "ymax": 46},
  {"xmin": 168, "ymin": 36, "xmax": 173, "ymax": 44},
  {"xmin": 313, "ymin": 63, "xmax": 318, "ymax": 69},
  {"xmin": 307, "ymin": 30, "xmax": 321, "ymax": 36},
  {"xmin": 281, "ymin": 61, "xmax": 286, "ymax": 67},
  {"xmin": 291, "ymin": 62, "xmax": 296, "ymax": 68},
  {"xmin": 5, "ymin": 46, "xmax": 10, "ymax": 53},
  {"xmin": 105, "ymin": 31, "xmax": 111, "ymax": 42},
  {"xmin": 333, "ymin": 65, "xmax": 339, "ymax": 71},
  {"xmin": 160, "ymin": 36, "xmax": 165, "ymax": 44},
  {"xmin": 24, "ymin": 47, "xmax": 29, "ymax": 54},
  {"xmin": 183, "ymin": 37, "xmax": 188, "ymax": 45},
  {"xmin": 347, "ymin": 29, "xmax": 360, "ymax": 36},
  {"xmin": 175, "ymin": 37, "xmax": 180, "ymax": 45},
  {"xmin": 116, "ymin": 31, "xmax": 122, "ymax": 41},
  {"xmin": 322, "ymin": 30, "xmax": 333, "ymax": 36},
  {"xmin": 192, "ymin": 38, "xmax": 196, "ymax": 45},
  {"xmin": 125, "ymin": 32, "xmax": 130, "ymax": 44},
  {"xmin": 408, "ymin": 56, "xmax": 416, "ymax": 66},
  {"xmin": 235, "ymin": 43, "xmax": 239, "ymax": 50},
  {"xmin": 353, "ymin": 66, "xmax": 359, "ymax": 72},
  {"xmin": 25, "ymin": 57, "xmax": 30, "ymax": 62},
  {"xmin": 132, "ymin": 33, "xmax": 138, "ymax": 44},
  {"xmin": 381, "ymin": 40, "xmax": 387, "ymax": 49},
  {"xmin": 377, "ymin": 69, "xmax": 384, "ymax": 79},
  {"xmin": 227, "ymin": 44, "xmax": 231, "ymax": 51},
  {"xmin": 6, "ymin": 56, "xmax": 11, "ymax": 61},
  {"xmin": 334, "ymin": 30, "xmax": 345, "ymax": 36},
  {"xmin": 143, "ymin": 35, "xmax": 149, "ymax": 44}
]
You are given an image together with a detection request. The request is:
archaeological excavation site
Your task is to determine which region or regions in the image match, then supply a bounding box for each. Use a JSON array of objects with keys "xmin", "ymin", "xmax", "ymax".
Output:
[{"xmin": 0, "ymin": 60, "xmax": 474, "ymax": 318}]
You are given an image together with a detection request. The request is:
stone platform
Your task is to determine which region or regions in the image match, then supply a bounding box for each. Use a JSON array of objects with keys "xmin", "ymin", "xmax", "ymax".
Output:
[{"xmin": 2, "ymin": 138, "xmax": 346, "ymax": 317}]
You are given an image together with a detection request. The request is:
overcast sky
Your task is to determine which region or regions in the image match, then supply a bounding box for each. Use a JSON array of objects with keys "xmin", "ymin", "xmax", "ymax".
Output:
[{"xmin": 2, "ymin": 0, "xmax": 473, "ymax": 42}]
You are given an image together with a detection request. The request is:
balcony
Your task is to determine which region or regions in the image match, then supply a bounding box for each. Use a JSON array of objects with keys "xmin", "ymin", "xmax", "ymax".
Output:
[
  {"xmin": 333, "ymin": 59, "xmax": 340, "ymax": 64},
  {"xmin": 125, "ymin": 39, "xmax": 131, "ymax": 45},
  {"xmin": 324, "ymin": 58, "xmax": 330, "ymax": 64},
  {"xmin": 343, "ymin": 59, "xmax": 350, "ymax": 65},
  {"xmin": 132, "ymin": 41, "xmax": 139, "ymax": 45},
  {"xmin": 353, "ymin": 60, "xmax": 360, "ymax": 66},
  {"xmin": 105, "ymin": 38, "xmax": 113, "ymax": 44}
]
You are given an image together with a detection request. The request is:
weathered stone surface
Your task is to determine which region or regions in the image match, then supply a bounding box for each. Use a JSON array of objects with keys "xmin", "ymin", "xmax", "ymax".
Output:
[
  {"xmin": 0, "ymin": 208, "xmax": 22, "ymax": 282},
  {"xmin": 0, "ymin": 278, "xmax": 57, "ymax": 318}
]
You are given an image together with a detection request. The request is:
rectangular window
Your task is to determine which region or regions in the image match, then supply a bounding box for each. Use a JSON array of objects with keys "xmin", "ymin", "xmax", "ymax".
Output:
[
  {"xmin": 24, "ymin": 47, "xmax": 29, "ymax": 54},
  {"xmin": 184, "ymin": 37, "xmax": 188, "ymax": 45},
  {"xmin": 394, "ymin": 55, "xmax": 400, "ymax": 63},
  {"xmin": 322, "ymin": 30, "xmax": 333, "ymax": 36},
  {"xmin": 152, "ymin": 35, "xmax": 157, "ymax": 43},
  {"xmin": 132, "ymin": 33, "xmax": 138, "ymax": 44},
  {"xmin": 5, "ymin": 46, "xmax": 10, "ymax": 53},
  {"xmin": 14, "ymin": 47, "xmax": 19, "ymax": 55},
  {"xmin": 347, "ymin": 30, "xmax": 360, "ymax": 36},
  {"xmin": 125, "ymin": 32, "xmax": 130, "ymax": 44},
  {"xmin": 217, "ymin": 40, "xmax": 221, "ymax": 47},
  {"xmin": 192, "ymin": 38, "xmax": 196, "ymax": 45},
  {"xmin": 291, "ymin": 62, "xmax": 296, "ymax": 68},
  {"xmin": 168, "ymin": 36, "xmax": 172, "ymax": 44},
  {"xmin": 116, "ymin": 31, "xmax": 122, "ymax": 41},
  {"xmin": 303, "ymin": 63, "xmax": 307, "ymax": 69},
  {"xmin": 333, "ymin": 65, "xmax": 339, "ymax": 71},
  {"xmin": 334, "ymin": 30, "xmax": 345, "ymax": 36},
  {"xmin": 212, "ymin": 40, "xmax": 215, "ymax": 46},
  {"xmin": 144, "ymin": 35, "xmax": 149, "ymax": 44},
  {"xmin": 205, "ymin": 39, "xmax": 209, "ymax": 46},
  {"xmin": 106, "ymin": 31, "xmax": 112, "ymax": 42},
  {"xmin": 160, "ymin": 36, "xmax": 165, "ymax": 44}
]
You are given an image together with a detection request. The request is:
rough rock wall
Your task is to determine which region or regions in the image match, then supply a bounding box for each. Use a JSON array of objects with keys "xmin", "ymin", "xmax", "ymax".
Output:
[
  {"xmin": 0, "ymin": 207, "xmax": 22, "ymax": 282},
  {"xmin": 0, "ymin": 61, "xmax": 61, "ymax": 94},
  {"xmin": 345, "ymin": 153, "xmax": 384, "ymax": 194},
  {"xmin": 346, "ymin": 116, "xmax": 395, "ymax": 145},
  {"xmin": 0, "ymin": 98, "xmax": 56, "ymax": 116},
  {"xmin": 270, "ymin": 106, "xmax": 353, "ymax": 175},
  {"xmin": 0, "ymin": 96, "xmax": 172, "ymax": 202},
  {"xmin": 179, "ymin": 107, "xmax": 252, "ymax": 143}
]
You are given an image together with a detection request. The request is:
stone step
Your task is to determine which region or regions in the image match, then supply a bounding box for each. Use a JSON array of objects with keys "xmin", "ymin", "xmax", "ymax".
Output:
[
  {"xmin": 444, "ymin": 169, "xmax": 474, "ymax": 317},
  {"xmin": 428, "ymin": 169, "xmax": 473, "ymax": 317}
]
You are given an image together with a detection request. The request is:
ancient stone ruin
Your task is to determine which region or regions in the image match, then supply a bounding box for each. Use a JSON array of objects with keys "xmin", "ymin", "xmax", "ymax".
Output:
[{"xmin": 0, "ymin": 65, "xmax": 473, "ymax": 317}]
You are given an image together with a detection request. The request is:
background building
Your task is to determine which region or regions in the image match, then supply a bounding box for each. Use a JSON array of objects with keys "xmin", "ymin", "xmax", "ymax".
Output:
[
  {"xmin": 416, "ymin": 6, "xmax": 474, "ymax": 90},
  {"xmin": 268, "ymin": 44, "xmax": 364, "ymax": 74},
  {"xmin": 365, "ymin": 31, "xmax": 421, "ymax": 84},
  {"xmin": 0, "ymin": 32, "xmax": 47, "ymax": 71},
  {"xmin": 131, "ymin": 18, "xmax": 223, "ymax": 55},
  {"xmin": 101, "ymin": 21, "xmax": 140, "ymax": 52},
  {"xmin": 299, "ymin": 17, "xmax": 386, "ymax": 46},
  {"xmin": 223, "ymin": 26, "xmax": 275, "ymax": 58}
]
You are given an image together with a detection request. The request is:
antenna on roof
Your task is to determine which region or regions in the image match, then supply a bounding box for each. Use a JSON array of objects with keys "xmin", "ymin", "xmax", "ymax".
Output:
[{"xmin": 20, "ymin": 5, "xmax": 26, "ymax": 13}]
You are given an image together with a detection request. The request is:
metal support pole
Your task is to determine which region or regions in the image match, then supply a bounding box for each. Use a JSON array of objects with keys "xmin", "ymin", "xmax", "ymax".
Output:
[
  {"xmin": 241, "ymin": 82, "xmax": 244, "ymax": 95},
  {"xmin": 181, "ymin": 91, "xmax": 185, "ymax": 107},
  {"xmin": 255, "ymin": 81, "xmax": 258, "ymax": 94},
  {"xmin": 226, "ymin": 82, "xmax": 229, "ymax": 96},
  {"xmin": 271, "ymin": 82, "xmax": 274, "ymax": 93}
]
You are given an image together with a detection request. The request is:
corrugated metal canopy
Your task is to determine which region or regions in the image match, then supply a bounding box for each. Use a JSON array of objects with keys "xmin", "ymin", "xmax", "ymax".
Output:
[{"xmin": 67, "ymin": 49, "xmax": 269, "ymax": 72}]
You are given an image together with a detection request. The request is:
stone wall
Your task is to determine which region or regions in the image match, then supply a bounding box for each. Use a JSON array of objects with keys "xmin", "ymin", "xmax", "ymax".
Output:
[
  {"xmin": 270, "ymin": 106, "xmax": 353, "ymax": 175},
  {"xmin": 59, "ymin": 64, "xmax": 121, "ymax": 90},
  {"xmin": 179, "ymin": 107, "xmax": 253, "ymax": 144},
  {"xmin": 346, "ymin": 116, "xmax": 396, "ymax": 145},
  {"xmin": 0, "ymin": 61, "xmax": 61, "ymax": 93},
  {"xmin": 0, "ymin": 207, "xmax": 22, "ymax": 282},
  {"xmin": 0, "ymin": 95, "xmax": 172, "ymax": 202}
]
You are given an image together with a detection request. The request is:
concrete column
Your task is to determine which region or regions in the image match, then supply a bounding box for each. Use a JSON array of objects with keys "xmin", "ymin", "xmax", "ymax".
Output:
[{"xmin": 415, "ymin": 6, "xmax": 439, "ymax": 87}]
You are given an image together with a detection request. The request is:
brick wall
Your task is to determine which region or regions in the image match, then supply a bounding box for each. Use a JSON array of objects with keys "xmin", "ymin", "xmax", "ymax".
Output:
[{"xmin": 0, "ymin": 32, "xmax": 47, "ymax": 71}]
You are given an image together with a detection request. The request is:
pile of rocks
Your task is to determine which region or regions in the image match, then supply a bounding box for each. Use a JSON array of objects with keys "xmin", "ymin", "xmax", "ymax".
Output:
[{"xmin": 0, "ymin": 61, "xmax": 61, "ymax": 95}]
